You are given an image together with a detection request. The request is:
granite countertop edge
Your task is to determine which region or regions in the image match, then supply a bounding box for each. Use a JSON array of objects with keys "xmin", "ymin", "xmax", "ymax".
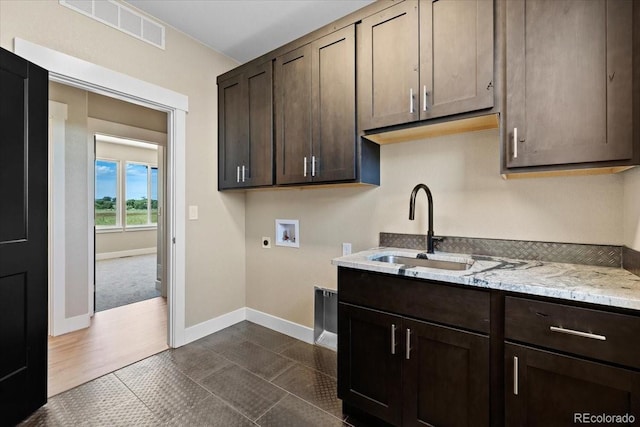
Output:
[{"xmin": 331, "ymin": 247, "xmax": 640, "ymax": 312}]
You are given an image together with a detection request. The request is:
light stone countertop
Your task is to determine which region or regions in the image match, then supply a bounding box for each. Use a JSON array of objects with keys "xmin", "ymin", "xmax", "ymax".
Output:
[{"xmin": 331, "ymin": 247, "xmax": 640, "ymax": 311}]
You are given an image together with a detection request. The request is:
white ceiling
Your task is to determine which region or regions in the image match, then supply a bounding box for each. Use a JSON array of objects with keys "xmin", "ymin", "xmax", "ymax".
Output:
[{"xmin": 126, "ymin": 0, "xmax": 374, "ymax": 64}]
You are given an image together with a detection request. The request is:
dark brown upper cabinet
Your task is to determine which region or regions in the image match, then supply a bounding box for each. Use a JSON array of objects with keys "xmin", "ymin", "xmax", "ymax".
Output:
[
  {"xmin": 504, "ymin": 0, "xmax": 639, "ymax": 172},
  {"xmin": 276, "ymin": 25, "xmax": 361, "ymax": 185},
  {"xmin": 358, "ymin": 0, "xmax": 494, "ymax": 131},
  {"xmin": 420, "ymin": 0, "xmax": 494, "ymax": 120},
  {"xmin": 218, "ymin": 60, "xmax": 273, "ymax": 189}
]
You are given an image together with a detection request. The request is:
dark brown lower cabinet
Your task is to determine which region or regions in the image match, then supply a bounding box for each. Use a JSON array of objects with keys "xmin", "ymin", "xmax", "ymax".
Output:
[
  {"xmin": 338, "ymin": 302, "xmax": 490, "ymax": 426},
  {"xmin": 505, "ymin": 343, "xmax": 640, "ymax": 427}
]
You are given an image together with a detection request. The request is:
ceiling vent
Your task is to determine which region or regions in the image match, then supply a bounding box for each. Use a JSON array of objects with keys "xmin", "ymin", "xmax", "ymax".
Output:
[{"xmin": 60, "ymin": 0, "xmax": 165, "ymax": 49}]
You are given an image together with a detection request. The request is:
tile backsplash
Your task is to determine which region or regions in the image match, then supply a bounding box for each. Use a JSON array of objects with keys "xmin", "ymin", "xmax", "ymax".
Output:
[{"xmin": 379, "ymin": 232, "xmax": 623, "ymax": 268}]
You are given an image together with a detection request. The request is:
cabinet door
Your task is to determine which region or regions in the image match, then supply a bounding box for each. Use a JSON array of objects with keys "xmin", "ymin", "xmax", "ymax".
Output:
[
  {"xmin": 403, "ymin": 319, "xmax": 490, "ymax": 427},
  {"xmin": 358, "ymin": 1, "xmax": 419, "ymax": 130},
  {"xmin": 420, "ymin": 0, "xmax": 494, "ymax": 120},
  {"xmin": 275, "ymin": 44, "xmax": 312, "ymax": 185},
  {"xmin": 245, "ymin": 61, "xmax": 273, "ymax": 187},
  {"xmin": 505, "ymin": 0, "xmax": 634, "ymax": 168},
  {"xmin": 218, "ymin": 74, "xmax": 247, "ymax": 189},
  {"xmin": 338, "ymin": 303, "xmax": 403, "ymax": 426},
  {"xmin": 311, "ymin": 25, "xmax": 356, "ymax": 182},
  {"xmin": 505, "ymin": 343, "xmax": 640, "ymax": 426}
]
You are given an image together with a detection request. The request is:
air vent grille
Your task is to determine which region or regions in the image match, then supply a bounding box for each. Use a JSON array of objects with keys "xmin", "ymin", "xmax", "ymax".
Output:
[{"xmin": 60, "ymin": 0, "xmax": 165, "ymax": 49}]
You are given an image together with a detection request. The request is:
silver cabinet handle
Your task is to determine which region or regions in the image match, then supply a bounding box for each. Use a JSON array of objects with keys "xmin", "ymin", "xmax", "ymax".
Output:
[
  {"xmin": 311, "ymin": 156, "xmax": 316, "ymax": 177},
  {"xmin": 405, "ymin": 328, "xmax": 411, "ymax": 360},
  {"xmin": 236, "ymin": 166, "xmax": 240, "ymax": 183},
  {"xmin": 513, "ymin": 356, "xmax": 519, "ymax": 395},
  {"xmin": 423, "ymin": 85, "xmax": 428, "ymax": 112},
  {"xmin": 241, "ymin": 165, "xmax": 246, "ymax": 182},
  {"xmin": 303, "ymin": 157, "xmax": 307, "ymax": 177},
  {"xmin": 409, "ymin": 88, "xmax": 414, "ymax": 113},
  {"xmin": 391, "ymin": 324, "xmax": 397, "ymax": 355},
  {"xmin": 550, "ymin": 326, "xmax": 606, "ymax": 341},
  {"xmin": 513, "ymin": 127, "xmax": 518, "ymax": 159}
]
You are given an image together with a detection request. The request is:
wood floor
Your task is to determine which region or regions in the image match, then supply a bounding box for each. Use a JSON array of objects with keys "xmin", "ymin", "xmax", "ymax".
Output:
[{"xmin": 47, "ymin": 296, "xmax": 169, "ymax": 397}]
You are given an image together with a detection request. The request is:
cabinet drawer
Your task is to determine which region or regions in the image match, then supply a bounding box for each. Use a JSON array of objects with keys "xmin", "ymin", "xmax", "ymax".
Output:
[
  {"xmin": 338, "ymin": 267, "xmax": 490, "ymax": 333},
  {"xmin": 505, "ymin": 297, "xmax": 640, "ymax": 369}
]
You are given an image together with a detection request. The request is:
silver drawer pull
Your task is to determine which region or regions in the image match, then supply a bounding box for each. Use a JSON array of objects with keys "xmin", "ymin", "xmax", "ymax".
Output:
[
  {"xmin": 391, "ymin": 324, "xmax": 397, "ymax": 355},
  {"xmin": 409, "ymin": 88, "xmax": 414, "ymax": 113},
  {"xmin": 550, "ymin": 326, "xmax": 606, "ymax": 341},
  {"xmin": 513, "ymin": 127, "xmax": 518, "ymax": 159},
  {"xmin": 423, "ymin": 85, "xmax": 428, "ymax": 112},
  {"xmin": 406, "ymin": 328, "xmax": 411, "ymax": 360},
  {"xmin": 236, "ymin": 166, "xmax": 240, "ymax": 183},
  {"xmin": 303, "ymin": 157, "xmax": 307, "ymax": 177},
  {"xmin": 513, "ymin": 356, "xmax": 519, "ymax": 395}
]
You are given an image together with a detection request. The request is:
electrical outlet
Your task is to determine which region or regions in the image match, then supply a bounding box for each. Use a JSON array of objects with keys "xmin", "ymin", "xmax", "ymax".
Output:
[
  {"xmin": 342, "ymin": 242, "xmax": 352, "ymax": 256},
  {"xmin": 262, "ymin": 237, "xmax": 271, "ymax": 248}
]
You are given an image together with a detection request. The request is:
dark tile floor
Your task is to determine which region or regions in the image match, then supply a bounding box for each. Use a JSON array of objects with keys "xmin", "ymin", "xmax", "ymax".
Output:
[{"xmin": 21, "ymin": 321, "xmax": 366, "ymax": 426}]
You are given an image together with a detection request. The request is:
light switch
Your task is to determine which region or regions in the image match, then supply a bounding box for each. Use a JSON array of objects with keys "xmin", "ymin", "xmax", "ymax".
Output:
[{"xmin": 188, "ymin": 205, "xmax": 198, "ymax": 220}]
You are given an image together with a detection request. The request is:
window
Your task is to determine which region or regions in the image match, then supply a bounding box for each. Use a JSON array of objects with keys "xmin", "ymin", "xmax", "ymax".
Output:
[
  {"xmin": 125, "ymin": 162, "xmax": 158, "ymax": 227},
  {"xmin": 95, "ymin": 159, "xmax": 119, "ymax": 227}
]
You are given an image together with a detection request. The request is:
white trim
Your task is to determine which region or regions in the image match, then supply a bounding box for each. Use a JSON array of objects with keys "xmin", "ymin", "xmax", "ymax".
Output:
[
  {"xmin": 88, "ymin": 136, "xmax": 95, "ymax": 316},
  {"xmin": 96, "ymin": 134, "xmax": 159, "ymax": 150},
  {"xmin": 17, "ymin": 38, "xmax": 188, "ymax": 347},
  {"xmin": 53, "ymin": 313, "xmax": 91, "ymax": 336},
  {"xmin": 182, "ymin": 306, "xmax": 315, "ymax": 346},
  {"xmin": 246, "ymin": 308, "xmax": 315, "ymax": 344},
  {"xmin": 168, "ymin": 109, "xmax": 187, "ymax": 347},
  {"xmin": 14, "ymin": 38, "xmax": 188, "ymax": 112},
  {"xmin": 96, "ymin": 247, "xmax": 157, "ymax": 261},
  {"xmin": 183, "ymin": 308, "xmax": 247, "ymax": 344},
  {"xmin": 48, "ymin": 101, "xmax": 68, "ymax": 337}
]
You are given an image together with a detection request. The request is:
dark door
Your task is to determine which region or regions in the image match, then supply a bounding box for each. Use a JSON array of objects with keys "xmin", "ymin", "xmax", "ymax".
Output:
[
  {"xmin": 420, "ymin": 0, "xmax": 494, "ymax": 120},
  {"xmin": 311, "ymin": 25, "xmax": 356, "ymax": 183},
  {"xmin": 275, "ymin": 44, "xmax": 312, "ymax": 185},
  {"xmin": 402, "ymin": 318, "xmax": 490, "ymax": 427},
  {"xmin": 338, "ymin": 303, "xmax": 403, "ymax": 426},
  {"xmin": 505, "ymin": 343, "xmax": 640, "ymax": 426},
  {"xmin": 505, "ymin": 0, "xmax": 633, "ymax": 168},
  {"xmin": 0, "ymin": 47, "xmax": 49, "ymax": 425},
  {"xmin": 218, "ymin": 73, "xmax": 248, "ymax": 189},
  {"xmin": 245, "ymin": 60, "xmax": 273, "ymax": 187},
  {"xmin": 357, "ymin": 0, "xmax": 419, "ymax": 131}
]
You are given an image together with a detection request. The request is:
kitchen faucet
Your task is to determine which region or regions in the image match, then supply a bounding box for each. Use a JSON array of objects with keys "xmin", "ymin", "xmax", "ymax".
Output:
[{"xmin": 409, "ymin": 183, "xmax": 435, "ymax": 254}]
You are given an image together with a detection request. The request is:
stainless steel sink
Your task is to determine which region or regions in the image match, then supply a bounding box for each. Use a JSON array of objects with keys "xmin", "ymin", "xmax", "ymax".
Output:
[{"xmin": 372, "ymin": 255, "xmax": 470, "ymax": 271}]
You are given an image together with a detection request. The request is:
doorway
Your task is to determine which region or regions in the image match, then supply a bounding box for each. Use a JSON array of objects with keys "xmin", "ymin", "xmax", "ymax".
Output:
[{"xmin": 47, "ymin": 83, "xmax": 172, "ymax": 396}]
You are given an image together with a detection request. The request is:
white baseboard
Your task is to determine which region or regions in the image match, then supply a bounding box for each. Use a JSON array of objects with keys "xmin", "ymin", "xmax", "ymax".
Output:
[
  {"xmin": 50, "ymin": 313, "xmax": 91, "ymax": 337},
  {"xmin": 180, "ymin": 307, "xmax": 315, "ymax": 347},
  {"xmin": 183, "ymin": 307, "xmax": 246, "ymax": 345},
  {"xmin": 96, "ymin": 247, "xmax": 157, "ymax": 260},
  {"xmin": 246, "ymin": 308, "xmax": 314, "ymax": 344}
]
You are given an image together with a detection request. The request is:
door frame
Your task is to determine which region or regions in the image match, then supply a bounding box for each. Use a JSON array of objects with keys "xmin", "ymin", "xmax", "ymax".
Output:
[{"xmin": 15, "ymin": 38, "xmax": 188, "ymax": 347}]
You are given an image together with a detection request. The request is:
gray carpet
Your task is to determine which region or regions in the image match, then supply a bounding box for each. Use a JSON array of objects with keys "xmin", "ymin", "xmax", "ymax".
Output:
[{"xmin": 96, "ymin": 254, "xmax": 161, "ymax": 312}]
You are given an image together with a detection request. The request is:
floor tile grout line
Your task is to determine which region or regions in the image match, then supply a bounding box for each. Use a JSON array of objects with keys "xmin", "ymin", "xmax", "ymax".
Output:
[
  {"xmin": 266, "ymin": 362, "xmax": 346, "ymax": 422},
  {"xmin": 253, "ymin": 391, "xmax": 292, "ymax": 423},
  {"xmin": 112, "ymin": 355, "xmax": 217, "ymax": 424}
]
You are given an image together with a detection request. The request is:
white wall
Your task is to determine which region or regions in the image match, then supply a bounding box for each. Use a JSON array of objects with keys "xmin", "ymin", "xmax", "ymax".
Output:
[
  {"xmin": 1, "ymin": 0, "xmax": 244, "ymax": 328},
  {"xmin": 246, "ymin": 129, "xmax": 629, "ymax": 328},
  {"xmin": 48, "ymin": 82, "xmax": 89, "ymax": 318}
]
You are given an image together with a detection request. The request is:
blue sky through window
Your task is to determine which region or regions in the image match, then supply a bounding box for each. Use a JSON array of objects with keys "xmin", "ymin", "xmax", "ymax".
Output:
[
  {"xmin": 96, "ymin": 160, "xmax": 117, "ymax": 199},
  {"xmin": 126, "ymin": 163, "xmax": 149, "ymax": 200},
  {"xmin": 96, "ymin": 161, "xmax": 158, "ymax": 201}
]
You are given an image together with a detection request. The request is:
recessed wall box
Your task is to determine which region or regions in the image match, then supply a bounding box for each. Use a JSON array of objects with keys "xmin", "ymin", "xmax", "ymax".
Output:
[{"xmin": 275, "ymin": 219, "xmax": 299, "ymax": 248}]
